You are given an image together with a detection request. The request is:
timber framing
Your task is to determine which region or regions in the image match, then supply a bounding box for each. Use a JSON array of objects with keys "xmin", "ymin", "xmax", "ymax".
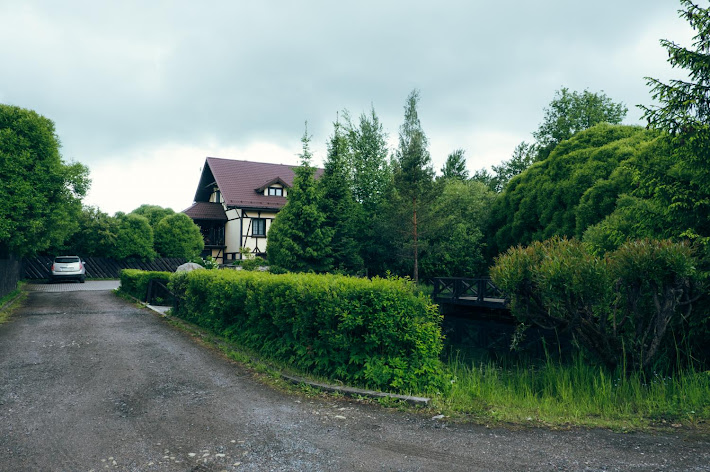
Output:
[{"xmin": 183, "ymin": 157, "xmax": 323, "ymax": 264}]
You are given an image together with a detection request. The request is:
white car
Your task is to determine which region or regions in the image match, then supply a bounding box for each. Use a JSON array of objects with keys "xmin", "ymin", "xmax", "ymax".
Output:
[{"xmin": 49, "ymin": 256, "xmax": 86, "ymax": 283}]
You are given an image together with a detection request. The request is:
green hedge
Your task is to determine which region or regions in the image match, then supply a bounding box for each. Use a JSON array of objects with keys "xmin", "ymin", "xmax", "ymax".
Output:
[
  {"xmin": 169, "ymin": 270, "xmax": 446, "ymax": 394},
  {"xmin": 119, "ymin": 269, "xmax": 172, "ymax": 301}
]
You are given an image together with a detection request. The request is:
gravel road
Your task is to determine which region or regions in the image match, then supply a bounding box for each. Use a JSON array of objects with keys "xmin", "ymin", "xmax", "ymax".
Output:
[{"xmin": 1, "ymin": 284, "xmax": 708, "ymax": 471}]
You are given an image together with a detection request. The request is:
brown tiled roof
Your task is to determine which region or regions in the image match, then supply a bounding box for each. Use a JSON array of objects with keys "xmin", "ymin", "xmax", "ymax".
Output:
[
  {"xmin": 182, "ymin": 201, "xmax": 228, "ymax": 221},
  {"xmin": 193, "ymin": 157, "xmax": 324, "ymax": 210}
]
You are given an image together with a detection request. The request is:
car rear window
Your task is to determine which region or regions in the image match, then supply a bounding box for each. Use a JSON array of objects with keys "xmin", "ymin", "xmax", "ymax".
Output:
[{"xmin": 55, "ymin": 257, "xmax": 80, "ymax": 263}]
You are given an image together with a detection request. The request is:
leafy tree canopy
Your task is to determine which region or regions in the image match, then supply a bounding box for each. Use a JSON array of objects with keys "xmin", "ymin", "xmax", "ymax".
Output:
[
  {"xmin": 533, "ymin": 87, "xmax": 628, "ymax": 161},
  {"xmin": 421, "ymin": 179, "xmax": 495, "ymax": 278},
  {"xmin": 130, "ymin": 204, "xmax": 175, "ymax": 228},
  {"xmin": 49, "ymin": 206, "xmax": 118, "ymax": 257},
  {"xmin": 0, "ymin": 104, "xmax": 90, "ymax": 256},
  {"xmin": 489, "ymin": 124, "xmax": 659, "ymax": 254},
  {"xmin": 112, "ymin": 213, "xmax": 156, "ymax": 260},
  {"xmin": 154, "ymin": 213, "xmax": 204, "ymax": 259}
]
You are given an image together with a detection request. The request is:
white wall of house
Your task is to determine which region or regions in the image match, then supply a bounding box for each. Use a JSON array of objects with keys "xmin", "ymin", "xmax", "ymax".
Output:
[
  {"xmin": 241, "ymin": 210, "xmax": 277, "ymax": 255},
  {"xmin": 225, "ymin": 209, "xmax": 242, "ymax": 261}
]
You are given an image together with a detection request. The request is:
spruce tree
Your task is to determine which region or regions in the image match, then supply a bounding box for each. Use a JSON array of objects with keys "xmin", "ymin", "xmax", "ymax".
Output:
[
  {"xmin": 267, "ymin": 125, "xmax": 333, "ymax": 272},
  {"xmin": 318, "ymin": 121, "xmax": 364, "ymax": 274}
]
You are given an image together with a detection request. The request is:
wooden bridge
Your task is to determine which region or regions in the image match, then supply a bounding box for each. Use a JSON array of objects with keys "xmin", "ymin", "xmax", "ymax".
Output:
[{"xmin": 431, "ymin": 277, "xmax": 508, "ymax": 309}]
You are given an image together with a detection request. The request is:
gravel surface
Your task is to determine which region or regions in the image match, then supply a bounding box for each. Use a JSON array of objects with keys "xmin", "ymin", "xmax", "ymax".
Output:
[{"xmin": 1, "ymin": 285, "xmax": 709, "ymax": 471}]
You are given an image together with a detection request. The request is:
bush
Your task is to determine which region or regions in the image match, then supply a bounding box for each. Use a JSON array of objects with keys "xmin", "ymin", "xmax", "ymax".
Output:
[
  {"xmin": 235, "ymin": 257, "xmax": 264, "ymax": 271},
  {"xmin": 154, "ymin": 213, "xmax": 204, "ymax": 259},
  {"xmin": 491, "ymin": 237, "xmax": 698, "ymax": 371},
  {"xmin": 170, "ymin": 270, "xmax": 446, "ymax": 393},
  {"xmin": 118, "ymin": 269, "xmax": 172, "ymax": 301}
]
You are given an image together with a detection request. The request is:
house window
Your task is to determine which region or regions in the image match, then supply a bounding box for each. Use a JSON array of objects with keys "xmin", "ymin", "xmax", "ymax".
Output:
[
  {"xmin": 252, "ymin": 218, "xmax": 266, "ymax": 237},
  {"xmin": 268, "ymin": 187, "xmax": 283, "ymax": 196}
]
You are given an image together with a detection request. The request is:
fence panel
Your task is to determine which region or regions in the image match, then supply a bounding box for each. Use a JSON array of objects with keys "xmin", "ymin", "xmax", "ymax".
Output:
[
  {"xmin": 0, "ymin": 250, "xmax": 21, "ymax": 299},
  {"xmin": 22, "ymin": 256, "xmax": 187, "ymax": 280}
]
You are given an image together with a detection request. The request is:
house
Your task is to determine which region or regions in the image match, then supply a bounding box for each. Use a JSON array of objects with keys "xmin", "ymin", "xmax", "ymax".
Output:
[{"xmin": 183, "ymin": 157, "xmax": 322, "ymax": 264}]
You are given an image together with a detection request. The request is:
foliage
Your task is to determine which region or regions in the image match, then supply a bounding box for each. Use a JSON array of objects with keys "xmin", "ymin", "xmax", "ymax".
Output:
[
  {"xmin": 440, "ymin": 149, "xmax": 469, "ymax": 181},
  {"xmin": 473, "ymin": 88, "xmax": 627, "ymax": 194},
  {"xmin": 130, "ymin": 204, "xmax": 175, "ymax": 229},
  {"xmin": 118, "ymin": 269, "xmax": 172, "ymax": 301},
  {"xmin": 0, "ymin": 104, "xmax": 90, "ymax": 256},
  {"xmin": 154, "ymin": 212, "xmax": 204, "ymax": 259},
  {"xmin": 473, "ymin": 142, "xmax": 536, "ymax": 193},
  {"xmin": 420, "ymin": 179, "xmax": 495, "ymax": 278},
  {"xmin": 393, "ymin": 89, "xmax": 435, "ymax": 281},
  {"xmin": 169, "ymin": 270, "xmax": 447, "ymax": 393},
  {"xmin": 491, "ymin": 237, "xmax": 697, "ymax": 371},
  {"xmin": 238, "ymin": 257, "xmax": 264, "ymax": 271},
  {"xmin": 267, "ymin": 125, "xmax": 334, "ymax": 272},
  {"xmin": 639, "ymin": 0, "xmax": 710, "ymax": 253},
  {"xmin": 112, "ymin": 213, "xmax": 156, "ymax": 260},
  {"xmin": 533, "ymin": 87, "xmax": 628, "ymax": 161},
  {"xmin": 47, "ymin": 205, "xmax": 118, "ymax": 257},
  {"xmin": 641, "ymin": 0, "xmax": 710, "ymax": 144},
  {"xmin": 343, "ymin": 106, "xmax": 392, "ymax": 212},
  {"xmin": 342, "ymin": 106, "xmax": 395, "ymax": 276},
  {"xmin": 488, "ymin": 141, "xmax": 536, "ymax": 192},
  {"xmin": 318, "ymin": 121, "xmax": 364, "ymax": 274},
  {"xmin": 488, "ymin": 124, "xmax": 659, "ymax": 255}
]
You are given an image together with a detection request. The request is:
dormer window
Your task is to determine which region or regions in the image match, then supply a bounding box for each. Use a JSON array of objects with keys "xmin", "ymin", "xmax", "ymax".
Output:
[{"xmin": 268, "ymin": 187, "xmax": 283, "ymax": 197}]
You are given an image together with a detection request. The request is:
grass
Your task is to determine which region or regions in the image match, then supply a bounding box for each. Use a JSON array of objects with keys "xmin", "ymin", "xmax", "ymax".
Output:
[
  {"xmin": 434, "ymin": 350, "xmax": 710, "ymax": 430},
  {"xmin": 0, "ymin": 283, "xmax": 26, "ymax": 325}
]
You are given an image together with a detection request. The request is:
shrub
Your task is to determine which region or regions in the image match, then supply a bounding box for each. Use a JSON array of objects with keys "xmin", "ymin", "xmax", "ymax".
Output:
[
  {"xmin": 154, "ymin": 213, "xmax": 204, "ymax": 258},
  {"xmin": 118, "ymin": 269, "xmax": 172, "ymax": 301},
  {"xmin": 491, "ymin": 237, "xmax": 697, "ymax": 371},
  {"xmin": 170, "ymin": 270, "xmax": 446, "ymax": 393}
]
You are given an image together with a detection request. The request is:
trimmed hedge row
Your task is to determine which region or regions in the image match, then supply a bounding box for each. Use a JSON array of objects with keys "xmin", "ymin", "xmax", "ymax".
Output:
[
  {"xmin": 168, "ymin": 270, "xmax": 446, "ymax": 394},
  {"xmin": 119, "ymin": 269, "xmax": 173, "ymax": 301}
]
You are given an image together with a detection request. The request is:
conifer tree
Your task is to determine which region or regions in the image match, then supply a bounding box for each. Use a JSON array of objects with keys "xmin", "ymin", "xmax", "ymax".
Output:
[
  {"xmin": 318, "ymin": 121, "xmax": 364, "ymax": 274},
  {"xmin": 440, "ymin": 149, "xmax": 469, "ymax": 181},
  {"xmin": 394, "ymin": 89, "xmax": 435, "ymax": 282},
  {"xmin": 267, "ymin": 125, "xmax": 333, "ymax": 272}
]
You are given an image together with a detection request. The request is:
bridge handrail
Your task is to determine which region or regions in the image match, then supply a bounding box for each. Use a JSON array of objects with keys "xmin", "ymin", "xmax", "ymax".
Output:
[{"xmin": 431, "ymin": 277, "xmax": 507, "ymax": 308}]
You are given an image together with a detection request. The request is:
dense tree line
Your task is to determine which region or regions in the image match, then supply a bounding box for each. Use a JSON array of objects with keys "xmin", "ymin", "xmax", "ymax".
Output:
[
  {"xmin": 48, "ymin": 204, "xmax": 204, "ymax": 260},
  {"xmin": 267, "ymin": 94, "xmax": 495, "ymax": 281}
]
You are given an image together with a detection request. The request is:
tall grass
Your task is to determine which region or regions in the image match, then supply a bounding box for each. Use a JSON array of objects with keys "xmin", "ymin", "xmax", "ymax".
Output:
[{"xmin": 439, "ymin": 350, "xmax": 710, "ymax": 429}]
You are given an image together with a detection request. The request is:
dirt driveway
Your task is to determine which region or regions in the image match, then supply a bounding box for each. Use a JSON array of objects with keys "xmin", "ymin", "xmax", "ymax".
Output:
[{"xmin": 1, "ymin": 285, "xmax": 708, "ymax": 471}]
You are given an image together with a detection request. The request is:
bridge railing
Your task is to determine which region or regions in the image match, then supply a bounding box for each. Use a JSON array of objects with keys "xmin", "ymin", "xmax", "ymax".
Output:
[{"xmin": 432, "ymin": 277, "xmax": 507, "ymax": 309}]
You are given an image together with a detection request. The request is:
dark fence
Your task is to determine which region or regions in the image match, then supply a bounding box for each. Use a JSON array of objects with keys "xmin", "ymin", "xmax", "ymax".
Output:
[
  {"xmin": 22, "ymin": 256, "xmax": 187, "ymax": 280},
  {"xmin": 432, "ymin": 277, "xmax": 507, "ymax": 309},
  {"xmin": 0, "ymin": 248, "xmax": 21, "ymax": 299}
]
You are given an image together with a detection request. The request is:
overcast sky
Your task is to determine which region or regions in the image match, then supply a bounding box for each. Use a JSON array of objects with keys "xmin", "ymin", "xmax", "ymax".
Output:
[{"xmin": 0, "ymin": 1, "xmax": 695, "ymax": 215}]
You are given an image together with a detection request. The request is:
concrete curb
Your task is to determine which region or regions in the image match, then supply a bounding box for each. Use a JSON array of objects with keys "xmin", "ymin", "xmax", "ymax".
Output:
[
  {"xmin": 280, "ymin": 373, "xmax": 430, "ymax": 407},
  {"xmin": 141, "ymin": 303, "xmax": 431, "ymax": 407}
]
